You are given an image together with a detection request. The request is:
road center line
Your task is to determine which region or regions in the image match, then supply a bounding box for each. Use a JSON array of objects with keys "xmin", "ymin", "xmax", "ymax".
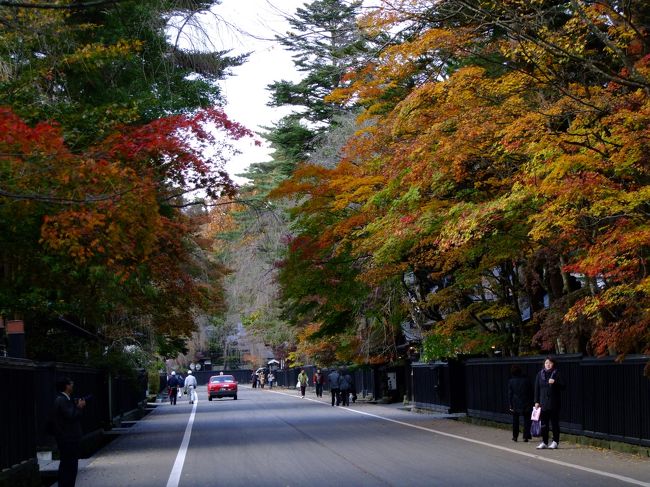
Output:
[
  {"xmin": 165, "ymin": 400, "xmax": 198, "ymax": 487},
  {"xmin": 266, "ymin": 388, "xmax": 649, "ymax": 487}
]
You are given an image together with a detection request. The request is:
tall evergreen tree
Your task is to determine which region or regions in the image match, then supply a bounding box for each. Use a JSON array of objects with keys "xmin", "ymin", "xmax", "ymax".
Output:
[
  {"xmin": 268, "ymin": 0, "xmax": 373, "ymax": 140},
  {"xmin": 214, "ymin": 1, "xmax": 384, "ymax": 365},
  {"xmin": 0, "ymin": 0, "xmax": 247, "ymax": 146}
]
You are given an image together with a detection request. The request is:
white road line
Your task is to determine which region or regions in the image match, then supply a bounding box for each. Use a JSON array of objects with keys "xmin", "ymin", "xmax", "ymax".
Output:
[
  {"xmin": 344, "ymin": 408, "xmax": 650, "ymax": 487},
  {"xmin": 267, "ymin": 388, "xmax": 650, "ymax": 487},
  {"xmin": 165, "ymin": 400, "xmax": 198, "ymax": 487}
]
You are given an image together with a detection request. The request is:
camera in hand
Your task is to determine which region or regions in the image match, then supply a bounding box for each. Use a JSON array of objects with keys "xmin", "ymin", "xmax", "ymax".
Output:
[{"xmin": 74, "ymin": 394, "xmax": 93, "ymax": 403}]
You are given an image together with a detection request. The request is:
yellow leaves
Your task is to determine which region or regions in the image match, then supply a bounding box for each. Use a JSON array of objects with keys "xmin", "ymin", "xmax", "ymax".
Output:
[
  {"xmin": 392, "ymin": 83, "xmax": 444, "ymax": 137},
  {"xmin": 64, "ymin": 40, "xmax": 144, "ymax": 66},
  {"xmin": 330, "ymin": 174, "xmax": 385, "ymax": 211},
  {"xmin": 329, "ymin": 24, "xmax": 474, "ymax": 115},
  {"xmin": 636, "ymin": 277, "xmax": 650, "ymax": 296},
  {"xmin": 433, "ymin": 197, "xmax": 509, "ymax": 255},
  {"xmin": 12, "ymin": 6, "xmax": 68, "ymax": 29},
  {"xmin": 591, "ymin": 186, "xmax": 650, "ymax": 219},
  {"xmin": 480, "ymin": 304, "xmax": 517, "ymax": 322}
]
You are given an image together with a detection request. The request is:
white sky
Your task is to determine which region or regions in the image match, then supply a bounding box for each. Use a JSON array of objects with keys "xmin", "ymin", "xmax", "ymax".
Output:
[{"xmin": 211, "ymin": 0, "xmax": 306, "ymax": 182}]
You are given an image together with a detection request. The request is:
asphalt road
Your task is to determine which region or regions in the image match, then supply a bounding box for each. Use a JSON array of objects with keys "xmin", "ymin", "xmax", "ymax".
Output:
[{"xmin": 71, "ymin": 386, "xmax": 650, "ymax": 487}]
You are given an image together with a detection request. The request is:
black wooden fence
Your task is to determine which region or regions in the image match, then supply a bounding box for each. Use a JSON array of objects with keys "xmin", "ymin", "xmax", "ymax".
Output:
[
  {"xmin": 1, "ymin": 357, "xmax": 147, "ymax": 472},
  {"xmin": 8, "ymin": 353, "xmax": 645, "ymax": 474},
  {"xmin": 415, "ymin": 354, "xmax": 649, "ymax": 446},
  {"xmin": 412, "ymin": 360, "xmax": 466, "ymax": 413},
  {"xmin": 0, "ymin": 359, "xmax": 37, "ymax": 473}
]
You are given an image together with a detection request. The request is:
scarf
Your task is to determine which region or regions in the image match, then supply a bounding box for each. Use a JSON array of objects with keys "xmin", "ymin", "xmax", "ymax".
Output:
[{"xmin": 541, "ymin": 367, "xmax": 555, "ymax": 382}]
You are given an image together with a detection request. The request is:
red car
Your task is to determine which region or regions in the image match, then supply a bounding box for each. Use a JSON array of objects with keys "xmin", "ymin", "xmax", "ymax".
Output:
[{"xmin": 207, "ymin": 374, "xmax": 238, "ymax": 401}]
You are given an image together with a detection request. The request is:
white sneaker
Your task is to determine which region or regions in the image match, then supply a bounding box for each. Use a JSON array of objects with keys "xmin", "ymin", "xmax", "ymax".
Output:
[
  {"xmin": 548, "ymin": 441, "xmax": 558, "ymax": 449},
  {"xmin": 536, "ymin": 442, "xmax": 548, "ymax": 449}
]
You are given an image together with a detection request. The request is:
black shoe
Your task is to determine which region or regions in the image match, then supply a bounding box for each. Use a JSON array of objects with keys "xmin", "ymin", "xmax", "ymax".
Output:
[
  {"xmin": 512, "ymin": 438, "xmax": 517, "ymax": 442},
  {"xmin": 523, "ymin": 438, "xmax": 530, "ymax": 443}
]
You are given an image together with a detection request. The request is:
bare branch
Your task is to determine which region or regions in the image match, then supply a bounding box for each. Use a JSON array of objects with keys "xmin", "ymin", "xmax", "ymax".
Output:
[
  {"xmin": 0, "ymin": 0, "xmax": 122, "ymax": 9},
  {"xmin": 0, "ymin": 186, "xmax": 136, "ymax": 205}
]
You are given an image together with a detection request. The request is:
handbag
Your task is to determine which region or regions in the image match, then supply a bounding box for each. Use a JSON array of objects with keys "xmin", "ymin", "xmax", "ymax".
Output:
[
  {"xmin": 530, "ymin": 420, "xmax": 542, "ymax": 437},
  {"xmin": 296, "ymin": 380, "xmax": 301, "ymax": 388},
  {"xmin": 531, "ymin": 406, "xmax": 541, "ymax": 421}
]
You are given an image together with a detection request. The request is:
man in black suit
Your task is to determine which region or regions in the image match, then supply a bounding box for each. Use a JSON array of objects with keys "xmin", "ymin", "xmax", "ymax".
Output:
[{"xmin": 53, "ymin": 377, "xmax": 86, "ymax": 487}]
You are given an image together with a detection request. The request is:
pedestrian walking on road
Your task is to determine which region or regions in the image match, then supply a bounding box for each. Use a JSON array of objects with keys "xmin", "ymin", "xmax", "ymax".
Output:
[
  {"xmin": 167, "ymin": 371, "xmax": 179, "ymax": 405},
  {"xmin": 327, "ymin": 368, "xmax": 341, "ymax": 406},
  {"xmin": 184, "ymin": 370, "xmax": 198, "ymax": 404},
  {"xmin": 339, "ymin": 369, "xmax": 352, "ymax": 406},
  {"xmin": 534, "ymin": 356, "xmax": 565, "ymax": 449},
  {"xmin": 176, "ymin": 373, "xmax": 184, "ymax": 400},
  {"xmin": 349, "ymin": 372, "xmax": 357, "ymax": 403},
  {"xmin": 252, "ymin": 371, "xmax": 258, "ymax": 388},
  {"xmin": 508, "ymin": 364, "xmax": 532, "ymax": 442},
  {"xmin": 52, "ymin": 377, "xmax": 86, "ymax": 487},
  {"xmin": 298, "ymin": 369, "xmax": 309, "ymax": 398},
  {"xmin": 268, "ymin": 372, "xmax": 275, "ymax": 389},
  {"xmin": 313, "ymin": 369, "xmax": 324, "ymax": 397}
]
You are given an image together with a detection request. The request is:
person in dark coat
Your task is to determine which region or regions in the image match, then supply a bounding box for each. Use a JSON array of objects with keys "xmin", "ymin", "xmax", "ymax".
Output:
[
  {"xmin": 167, "ymin": 371, "xmax": 179, "ymax": 405},
  {"xmin": 175, "ymin": 373, "xmax": 184, "ymax": 400},
  {"xmin": 52, "ymin": 377, "xmax": 86, "ymax": 487},
  {"xmin": 339, "ymin": 369, "xmax": 352, "ymax": 406},
  {"xmin": 313, "ymin": 369, "xmax": 324, "ymax": 398},
  {"xmin": 534, "ymin": 356, "xmax": 565, "ymax": 449},
  {"xmin": 508, "ymin": 364, "xmax": 532, "ymax": 442},
  {"xmin": 327, "ymin": 368, "xmax": 341, "ymax": 406}
]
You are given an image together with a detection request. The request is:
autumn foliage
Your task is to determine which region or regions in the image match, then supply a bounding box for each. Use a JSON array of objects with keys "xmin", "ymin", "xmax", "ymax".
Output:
[
  {"xmin": 0, "ymin": 105, "xmax": 252, "ymax": 353},
  {"xmin": 271, "ymin": 1, "xmax": 650, "ymax": 367}
]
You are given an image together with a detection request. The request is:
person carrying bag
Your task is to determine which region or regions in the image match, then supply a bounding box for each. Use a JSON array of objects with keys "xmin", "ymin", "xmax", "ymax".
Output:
[
  {"xmin": 530, "ymin": 405, "xmax": 542, "ymax": 438},
  {"xmin": 534, "ymin": 356, "xmax": 565, "ymax": 449}
]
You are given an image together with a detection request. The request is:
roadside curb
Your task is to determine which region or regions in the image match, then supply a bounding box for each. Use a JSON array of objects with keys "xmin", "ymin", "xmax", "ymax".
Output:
[{"xmin": 458, "ymin": 416, "xmax": 650, "ymax": 458}]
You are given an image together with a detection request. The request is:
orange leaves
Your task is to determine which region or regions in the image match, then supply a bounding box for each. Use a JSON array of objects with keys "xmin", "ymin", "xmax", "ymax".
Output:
[
  {"xmin": 329, "ymin": 22, "xmax": 472, "ymax": 114},
  {"xmin": 330, "ymin": 173, "xmax": 385, "ymax": 211},
  {"xmin": 96, "ymin": 108, "xmax": 252, "ymax": 198},
  {"xmin": 0, "ymin": 107, "xmax": 250, "ymax": 283},
  {"xmin": 0, "ymin": 107, "xmax": 68, "ymax": 162},
  {"xmin": 565, "ymin": 279, "xmax": 650, "ymax": 357},
  {"xmin": 272, "ymin": 1, "xmax": 650, "ymax": 361},
  {"xmin": 270, "ymin": 163, "xmax": 332, "ymax": 199}
]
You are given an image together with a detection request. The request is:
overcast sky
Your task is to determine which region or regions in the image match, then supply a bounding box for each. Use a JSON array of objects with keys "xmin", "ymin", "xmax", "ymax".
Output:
[{"xmin": 212, "ymin": 0, "xmax": 306, "ymax": 182}]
